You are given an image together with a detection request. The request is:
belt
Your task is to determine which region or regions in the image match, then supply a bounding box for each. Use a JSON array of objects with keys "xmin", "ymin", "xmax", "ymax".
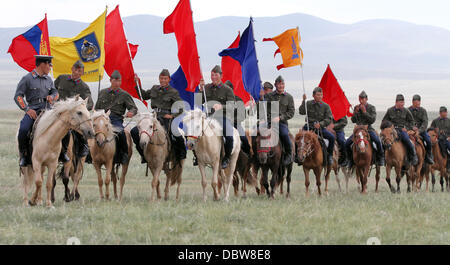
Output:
[
  {"xmin": 28, "ymin": 98, "xmax": 47, "ymax": 104},
  {"xmin": 155, "ymin": 108, "xmax": 171, "ymax": 113}
]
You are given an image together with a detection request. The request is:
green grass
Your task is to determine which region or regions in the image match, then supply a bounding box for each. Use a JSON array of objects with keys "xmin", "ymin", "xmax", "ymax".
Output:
[{"xmin": 0, "ymin": 110, "xmax": 448, "ymax": 245}]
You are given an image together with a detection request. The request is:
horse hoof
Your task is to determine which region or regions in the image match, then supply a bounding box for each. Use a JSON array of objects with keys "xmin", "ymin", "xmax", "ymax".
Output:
[{"xmin": 28, "ymin": 200, "xmax": 36, "ymax": 206}]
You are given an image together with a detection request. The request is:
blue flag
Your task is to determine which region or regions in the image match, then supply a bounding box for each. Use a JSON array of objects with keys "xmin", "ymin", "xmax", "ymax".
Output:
[
  {"xmin": 219, "ymin": 18, "xmax": 262, "ymax": 102},
  {"xmin": 170, "ymin": 66, "xmax": 199, "ymax": 110}
]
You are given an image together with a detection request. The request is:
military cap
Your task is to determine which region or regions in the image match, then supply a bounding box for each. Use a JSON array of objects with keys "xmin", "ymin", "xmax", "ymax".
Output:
[
  {"xmin": 263, "ymin": 82, "xmax": 273, "ymax": 90},
  {"xmin": 72, "ymin": 60, "xmax": 84, "ymax": 69},
  {"xmin": 396, "ymin": 94, "xmax": 405, "ymax": 102},
  {"xmin": 35, "ymin": 55, "xmax": 53, "ymax": 65},
  {"xmin": 111, "ymin": 70, "xmax": 121, "ymax": 79},
  {"xmin": 159, "ymin": 69, "xmax": 170, "ymax": 77},
  {"xmin": 313, "ymin": 86, "xmax": 323, "ymax": 95},
  {"xmin": 359, "ymin": 90, "xmax": 368, "ymax": 98},
  {"xmin": 412, "ymin": 94, "xmax": 421, "ymax": 101},
  {"xmin": 440, "ymin": 106, "xmax": 447, "ymax": 112},
  {"xmin": 211, "ymin": 65, "xmax": 222, "ymax": 74},
  {"xmin": 224, "ymin": 80, "xmax": 233, "ymax": 89},
  {"xmin": 275, "ymin": 75, "xmax": 284, "ymax": 84}
]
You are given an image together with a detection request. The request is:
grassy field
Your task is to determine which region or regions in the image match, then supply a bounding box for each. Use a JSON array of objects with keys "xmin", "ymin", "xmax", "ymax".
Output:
[{"xmin": 0, "ymin": 110, "xmax": 448, "ymax": 245}]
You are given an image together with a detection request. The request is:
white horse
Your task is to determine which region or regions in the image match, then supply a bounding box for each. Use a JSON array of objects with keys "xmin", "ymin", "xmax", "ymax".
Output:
[
  {"xmin": 182, "ymin": 109, "xmax": 240, "ymax": 202},
  {"xmin": 19, "ymin": 96, "xmax": 94, "ymax": 207}
]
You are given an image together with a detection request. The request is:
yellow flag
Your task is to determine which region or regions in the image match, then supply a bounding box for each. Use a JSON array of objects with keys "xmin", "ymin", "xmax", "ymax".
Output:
[
  {"xmin": 50, "ymin": 9, "xmax": 106, "ymax": 82},
  {"xmin": 263, "ymin": 28, "xmax": 303, "ymax": 70}
]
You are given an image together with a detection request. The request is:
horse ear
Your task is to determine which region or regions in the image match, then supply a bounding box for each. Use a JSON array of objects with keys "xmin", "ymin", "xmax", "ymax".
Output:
[
  {"xmin": 106, "ymin": 110, "xmax": 111, "ymax": 116},
  {"xmin": 363, "ymin": 125, "xmax": 368, "ymax": 130},
  {"xmin": 74, "ymin": 94, "xmax": 80, "ymax": 101}
]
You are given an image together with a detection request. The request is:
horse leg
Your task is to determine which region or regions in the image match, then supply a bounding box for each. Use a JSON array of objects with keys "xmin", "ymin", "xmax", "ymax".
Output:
[
  {"xmin": 335, "ymin": 169, "xmax": 342, "ymax": 193},
  {"xmin": 62, "ymin": 173, "xmax": 71, "ymax": 202},
  {"xmin": 395, "ymin": 166, "xmax": 402, "ymax": 193},
  {"xmin": 111, "ymin": 167, "xmax": 118, "ymax": 200},
  {"xmin": 93, "ymin": 163, "xmax": 104, "ymax": 200},
  {"xmin": 385, "ymin": 165, "xmax": 395, "ymax": 193},
  {"xmin": 222, "ymin": 168, "xmax": 234, "ymax": 203},
  {"xmin": 324, "ymin": 165, "xmax": 331, "ymax": 196},
  {"xmin": 375, "ymin": 166, "xmax": 380, "ymax": 193},
  {"xmin": 29, "ymin": 164, "xmax": 43, "ymax": 206},
  {"xmin": 211, "ymin": 165, "xmax": 221, "ymax": 201},
  {"xmin": 22, "ymin": 167, "xmax": 33, "ymax": 206},
  {"xmin": 197, "ymin": 164, "xmax": 208, "ymax": 202},
  {"xmin": 314, "ymin": 167, "xmax": 322, "ymax": 196},
  {"xmin": 71, "ymin": 161, "xmax": 84, "ymax": 201},
  {"xmin": 440, "ymin": 171, "xmax": 445, "ymax": 192},
  {"xmin": 304, "ymin": 168, "xmax": 310, "ymax": 197},
  {"xmin": 45, "ymin": 162, "xmax": 58, "ymax": 208},
  {"xmin": 51, "ymin": 171, "xmax": 56, "ymax": 204},
  {"xmin": 104, "ymin": 161, "xmax": 113, "ymax": 200},
  {"xmin": 431, "ymin": 171, "xmax": 436, "ymax": 192},
  {"xmin": 362, "ymin": 167, "xmax": 369, "ymax": 194},
  {"xmin": 286, "ymin": 164, "xmax": 292, "ymax": 199},
  {"xmin": 149, "ymin": 166, "xmax": 163, "ymax": 202},
  {"xmin": 119, "ymin": 163, "xmax": 128, "ymax": 201}
]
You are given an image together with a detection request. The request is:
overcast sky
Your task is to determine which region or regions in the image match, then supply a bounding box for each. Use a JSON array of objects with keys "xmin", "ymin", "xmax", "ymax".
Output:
[{"xmin": 2, "ymin": 0, "xmax": 450, "ymax": 30}]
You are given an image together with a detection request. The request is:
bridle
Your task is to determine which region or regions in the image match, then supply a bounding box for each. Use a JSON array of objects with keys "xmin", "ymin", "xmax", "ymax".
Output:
[
  {"xmin": 257, "ymin": 133, "xmax": 274, "ymax": 157},
  {"xmin": 297, "ymin": 133, "xmax": 314, "ymax": 161},
  {"xmin": 138, "ymin": 117, "xmax": 166, "ymax": 146},
  {"xmin": 354, "ymin": 129, "xmax": 369, "ymax": 152},
  {"xmin": 93, "ymin": 116, "xmax": 114, "ymax": 146},
  {"xmin": 57, "ymin": 109, "xmax": 92, "ymax": 133},
  {"xmin": 185, "ymin": 114, "xmax": 206, "ymax": 145}
]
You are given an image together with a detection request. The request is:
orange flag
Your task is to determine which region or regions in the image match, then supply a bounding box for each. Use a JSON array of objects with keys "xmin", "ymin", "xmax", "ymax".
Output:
[{"xmin": 263, "ymin": 28, "xmax": 303, "ymax": 70}]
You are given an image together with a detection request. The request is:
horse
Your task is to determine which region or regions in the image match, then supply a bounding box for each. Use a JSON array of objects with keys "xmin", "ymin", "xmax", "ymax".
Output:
[
  {"xmin": 380, "ymin": 122, "xmax": 412, "ymax": 193},
  {"xmin": 295, "ymin": 129, "xmax": 327, "ymax": 196},
  {"xmin": 408, "ymin": 130, "xmax": 426, "ymax": 192},
  {"xmin": 90, "ymin": 110, "xmax": 132, "ymax": 200},
  {"xmin": 254, "ymin": 125, "xmax": 293, "ymax": 199},
  {"xmin": 137, "ymin": 113, "xmax": 184, "ymax": 201},
  {"xmin": 426, "ymin": 128, "xmax": 449, "ymax": 192},
  {"xmin": 19, "ymin": 96, "xmax": 94, "ymax": 207},
  {"xmin": 351, "ymin": 125, "xmax": 381, "ymax": 194},
  {"xmin": 182, "ymin": 109, "xmax": 241, "ymax": 202}
]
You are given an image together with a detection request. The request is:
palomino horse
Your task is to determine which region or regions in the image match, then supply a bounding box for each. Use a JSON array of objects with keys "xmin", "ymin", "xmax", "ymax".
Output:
[
  {"xmin": 408, "ymin": 130, "xmax": 425, "ymax": 192},
  {"xmin": 426, "ymin": 128, "xmax": 449, "ymax": 192},
  {"xmin": 137, "ymin": 113, "xmax": 184, "ymax": 201},
  {"xmin": 350, "ymin": 125, "xmax": 381, "ymax": 194},
  {"xmin": 380, "ymin": 123, "xmax": 412, "ymax": 193},
  {"xmin": 52, "ymin": 131, "xmax": 86, "ymax": 202},
  {"xmin": 254, "ymin": 126, "xmax": 293, "ymax": 199},
  {"xmin": 182, "ymin": 109, "xmax": 241, "ymax": 202},
  {"xmin": 90, "ymin": 110, "xmax": 132, "ymax": 200},
  {"xmin": 20, "ymin": 96, "xmax": 94, "ymax": 207},
  {"xmin": 295, "ymin": 129, "xmax": 327, "ymax": 196}
]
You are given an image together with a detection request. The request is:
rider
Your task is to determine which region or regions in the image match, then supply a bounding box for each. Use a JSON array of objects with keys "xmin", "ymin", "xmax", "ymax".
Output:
[
  {"xmin": 14, "ymin": 55, "xmax": 58, "ymax": 167},
  {"xmin": 299, "ymin": 86, "xmax": 335, "ymax": 165},
  {"xmin": 331, "ymin": 116, "xmax": 348, "ymax": 166},
  {"xmin": 54, "ymin": 60, "xmax": 93, "ymax": 163},
  {"xmin": 343, "ymin": 91, "xmax": 385, "ymax": 168},
  {"xmin": 131, "ymin": 69, "xmax": 187, "ymax": 164},
  {"xmin": 263, "ymin": 75, "xmax": 295, "ymax": 166},
  {"xmin": 225, "ymin": 80, "xmax": 251, "ymax": 156},
  {"xmin": 430, "ymin": 106, "xmax": 450, "ymax": 172},
  {"xmin": 382, "ymin": 94, "xmax": 418, "ymax": 166},
  {"xmin": 95, "ymin": 70, "xmax": 137, "ymax": 164},
  {"xmin": 408, "ymin": 94, "xmax": 434, "ymax": 164},
  {"xmin": 199, "ymin": 65, "xmax": 236, "ymax": 169}
]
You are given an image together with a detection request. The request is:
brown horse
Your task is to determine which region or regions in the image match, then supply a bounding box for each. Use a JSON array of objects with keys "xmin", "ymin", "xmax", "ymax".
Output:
[
  {"xmin": 295, "ymin": 130, "xmax": 325, "ymax": 196},
  {"xmin": 380, "ymin": 123, "xmax": 411, "ymax": 193},
  {"xmin": 351, "ymin": 125, "xmax": 381, "ymax": 194},
  {"xmin": 426, "ymin": 128, "xmax": 449, "ymax": 192},
  {"xmin": 20, "ymin": 97, "xmax": 94, "ymax": 207},
  {"xmin": 137, "ymin": 113, "xmax": 184, "ymax": 201},
  {"xmin": 408, "ymin": 130, "xmax": 425, "ymax": 192},
  {"xmin": 90, "ymin": 110, "xmax": 132, "ymax": 200}
]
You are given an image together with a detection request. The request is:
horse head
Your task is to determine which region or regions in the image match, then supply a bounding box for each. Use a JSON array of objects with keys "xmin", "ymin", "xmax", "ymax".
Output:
[
  {"xmin": 59, "ymin": 96, "xmax": 94, "ymax": 140},
  {"xmin": 182, "ymin": 109, "xmax": 205, "ymax": 150},
  {"xmin": 256, "ymin": 127, "xmax": 276, "ymax": 164},
  {"xmin": 380, "ymin": 121, "xmax": 396, "ymax": 150},
  {"xmin": 92, "ymin": 109, "xmax": 114, "ymax": 148},
  {"xmin": 353, "ymin": 125, "xmax": 370, "ymax": 153},
  {"xmin": 137, "ymin": 112, "xmax": 159, "ymax": 150},
  {"xmin": 427, "ymin": 127, "xmax": 439, "ymax": 145},
  {"xmin": 295, "ymin": 129, "xmax": 316, "ymax": 163}
]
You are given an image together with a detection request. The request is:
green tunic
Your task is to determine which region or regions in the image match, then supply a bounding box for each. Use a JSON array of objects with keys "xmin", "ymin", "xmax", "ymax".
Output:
[
  {"xmin": 203, "ymin": 82, "xmax": 235, "ymax": 119},
  {"xmin": 333, "ymin": 117, "xmax": 348, "ymax": 132},
  {"xmin": 382, "ymin": 106, "xmax": 414, "ymax": 130},
  {"xmin": 299, "ymin": 99, "xmax": 333, "ymax": 128},
  {"xmin": 408, "ymin": 106, "xmax": 428, "ymax": 133},
  {"xmin": 138, "ymin": 85, "xmax": 183, "ymax": 118},
  {"xmin": 95, "ymin": 87, "xmax": 138, "ymax": 117},
  {"xmin": 264, "ymin": 91, "xmax": 295, "ymax": 125},
  {"xmin": 54, "ymin": 74, "xmax": 93, "ymax": 110},
  {"xmin": 430, "ymin": 117, "xmax": 450, "ymax": 138},
  {"xmin": 350, "ymin": 103, "xmax": 377, "ymax": 131}
]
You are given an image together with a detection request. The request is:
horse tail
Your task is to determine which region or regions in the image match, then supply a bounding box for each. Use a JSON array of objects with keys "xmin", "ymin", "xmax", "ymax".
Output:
[{"xmin": 169, "ymin": 162, "xmax": 182, "ymax": 186}]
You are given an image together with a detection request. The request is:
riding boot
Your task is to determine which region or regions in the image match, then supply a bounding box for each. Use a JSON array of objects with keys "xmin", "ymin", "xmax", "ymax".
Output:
[
  {"xmin": 425, "ymin": 148, "xmax": 434, "ymax": 165},
  {"xmin": 377, "ymin": 151, "xmax": 386, "ymax": 166},
  {"xmin": 294, "ymin": 143, "xmax": 301, "ymax": 165},
  {"xmin": 175, "ymin": 135, "xmax": 187, "ymax": 161},
  {"xmin": 240, "ymin": 136, "xmax": 251, "ymax": 156},
  {"xmin": 193, "ymin": 150, "xmax": 199, "ymax": 166},
  {"xmin": 346, "ymin": 145, "xmax": 353, "ymax": 169},
  {"xmin": 118, "ymin": 131, "xmax": 129, "ymax": 164},
  {"xmin": 18, "ymin": 138, "xmax": 28, "ymax": 167},
  {"xmin": 78, "ymin": 134, "xmax": 90, "ymax": 157},
  {"xmin": 338, "ymin": 146, "xmax": 346, "ymax": 166},
  {"xmin": 408, "ymin": 146, "xmax": 419, "ymax": 166},
  {"xmin": 222, "ymin": 137, "xmax": 233, "ymax": 169},
  {"xmin": 282, "ymin": 143, "xmax": 293, "ymax": 166},
  {"xmin": 447, "ymin": 156, "xmax": 450, "ymax": 173},
  {"xmin": 59, "ymin": 132, "xmax": 71, "ymax": 163}
]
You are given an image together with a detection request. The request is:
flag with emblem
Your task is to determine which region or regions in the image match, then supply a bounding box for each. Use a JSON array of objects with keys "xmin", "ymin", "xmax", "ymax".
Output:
[
  {"xmin": 263, "ymin": 28, "xmax": 303, "ymax": 70},
  {"xmin": 50, "ymin": 9, "xmax": 106, "ymax": 82},
  {"xmin": 7, "ymin": 14, "xmax": 51, "ymax": 72}
]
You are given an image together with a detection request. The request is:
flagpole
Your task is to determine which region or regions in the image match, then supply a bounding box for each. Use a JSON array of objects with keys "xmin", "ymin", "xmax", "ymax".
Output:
[{"xmin": 298, "ymin": 26, "xmax": 309, "ymax": 131}]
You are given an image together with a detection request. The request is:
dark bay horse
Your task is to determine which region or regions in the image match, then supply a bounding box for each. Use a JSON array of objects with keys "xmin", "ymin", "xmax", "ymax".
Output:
[{"xmin": 427, "ymin": 128, "xmax": 449, "ymax": 192}]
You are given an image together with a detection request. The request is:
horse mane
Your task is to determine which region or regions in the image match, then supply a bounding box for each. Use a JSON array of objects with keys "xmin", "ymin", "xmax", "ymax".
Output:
[
  {"xmin": 295, "ymin": 130, "xmax": 319, "ymax": 146},
  {"xmin": 92, "ymin": 110, "xmax": 117, "ymax": 138},
  {"xmin": 380, "ymin": 120, "xmax": 393, "ymax": 130},
  {"xmin": 34, "ymin": 98, "xmax": 86, "ymax": 139},
  {"xmin": 183, "ymin": 109, "xmax": 222, "ymax": 135}
]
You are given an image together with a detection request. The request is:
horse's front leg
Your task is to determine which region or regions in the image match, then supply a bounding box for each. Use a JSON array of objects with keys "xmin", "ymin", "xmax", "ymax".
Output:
[
  {"xmin": 313, "ymin": 167, "xmax": 322, "ymax": 196},
  {"xmin": 93, "ymin": 163, "xmax": 104, "ymax": 200},
  {"xmin": 46, "ymin": 162, "xmax": 58, "ymax": 208},
  {"xmin": 375, "ymin": 166, "xmax": 381, "ymax": 193},
  {"xmin": 362, "ymin": 166, "xmax": 369, "ymax": 194},
  {"xmin": 198, "ymin": 164, "xmax": 208, "ymax": 202},
  {"xmin": 22, "ymin": 167, "xmax": 34, "ymax": 206},
  {"xmin": 30, "ymin": 164, "xmax": 43, "ymax": 206},
  {"xmin": 262, "ymin": 167, "xmax": 270, "ymax": 199},
  {"xmin": 395, "ymin": 165, "xmax": 402, "ymax": 193},
  {"xmin": 286, "ymin": 165, "xmax": 292, "ymax": 198},
  {"xmin": 385, "ymin": 164, "xmax": 395, "ymax": 193},
  {"xmin": 71, "ymin": 159, "xmax": 85, "ymax": 201},
  {"xmin": 324, "ymin": 165, "xmax": 331, "ymax": 196},
  {"xmin": 149, "ymin": 165, "xmax": 163, "ymax": 202},
  {"xmin": 211, "ymin": 163, "xmax": 220, "ymax": 201},
  {"xmin": 222, "ymin": 167, "xmax": 234, "ymax": 202},
  {"xmin": 111, "ymin": 167, "xmax": 118, "ymax": 200},
  {"xmin": 104, "ymin": 161, "xmax": 113, "ymax": 200},
  {"xmin": 304, "ymin": 168, "xmax": 310, "ymax": 197}
]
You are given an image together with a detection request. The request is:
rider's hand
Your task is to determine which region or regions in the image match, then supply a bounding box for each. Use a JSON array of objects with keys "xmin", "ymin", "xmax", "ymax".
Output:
[
  {"xmin": 302, "ymin": 94, "xmax": 307, "ymax": 101},
  {"xmin": 163, "ymin": 114, "xmax": 174, "ymax": 119},
  {"xmin": 46, "ymin": 95, "xmax": 54, "ymax": 105},
  {"xmin": 360, "ymin": 104, "xmax": 366, "ymax": 112},
  {"xmin": 26, "ymin": 109, "xmax": 37, "ymax": 119},
  {"xmin": 314, "ymin": 123, "xmax": 321, "ymax": 129},
  {"xmin": 213, "ymin": 104, "xmax": 222, "ymax": 111},
  {"xmin": 402, "ymin": 128, "xmax": 407, "ymax": 132},
  {"xmin": 329, "ymin": 123, "xmax": 335, "ymax": 129},
  {"xmin": 199, "ymin": 78, "xmax": 205, "ymax": 91},
  {"xmin": 126, "ymin": 111, "xmax": 134, "ymax": 118},
  {"xmin": 447, "ymin": 137, "xmax": 450, "ymax": 141},
  {"xmin": 413, "ymin": 126, "xmax": 418, "ymax": 131},
  {"xmin": 272, "ymin": 117, "xmax": 280, "ymax": 123}
]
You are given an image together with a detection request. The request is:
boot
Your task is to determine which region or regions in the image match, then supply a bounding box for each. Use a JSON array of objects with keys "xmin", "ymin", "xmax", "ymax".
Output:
[
  {"xmin": 377, "ymin": 152, "xmax": 386, "ymax": 167},
  {"xmin": 193, "ymin": 150, "xmax": 198, "ymax": 166},
  {"xmin": 294, "ymin": 143, "xmax": 301, "ymax": 165},
  {"xmin": 447, "ymin": 156, "xmax": 450, "ymax": 173},
  {"xmin": 410, "ymin": 149, "xmax": 418, "ymax": 166},
  {"xmin": 221, "ymin": 156, "xmax": 231, "ymax": 169},
  {"xmin": 222, "ymin": 137, "xmax": 233, "ymax": 169},
  {"xmin": 85, "ymin": 152, "xmax": 92, "ymax": 164},
  {"xmin": 328, "ymin": 155, "xmax": 333, "ymax": 166},
  {"xmin": 59, "ymin": 133, "xmax": 70, "ymax": 163},
  {"xmin": 19, "ymin": 150, "xmax": 28, "ymax": 167},
  {"xmin": 117, "ymin": 131, "xmax": 129, "ymax": 164},
  {"xmin": 338, "ymin": 148, "xmax": 346, "ymax": 166},
  {"xmin": 425, "ymin": 151, "xmax": 434, "ymax": 165},
  {"xmin": 18, "ymin": 137, "xmax": 29, "ymax": 167}
]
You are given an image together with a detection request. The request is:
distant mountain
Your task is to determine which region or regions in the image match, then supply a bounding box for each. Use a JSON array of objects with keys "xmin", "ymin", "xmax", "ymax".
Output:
[{"xmin": 0, "ymin": 13, "xmax": 449, "ymax": 109}]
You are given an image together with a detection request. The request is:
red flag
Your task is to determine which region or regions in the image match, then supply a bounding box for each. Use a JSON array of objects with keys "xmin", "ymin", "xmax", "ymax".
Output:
[
  {"xmin": 163, "ymin": 0, "xmax": 202, "ymax": 92},
  {"xmin": 128, "ymin": 43, "xmax": 138, "ymax": 60},
  {"xmin": 319, "ymin": 65, "xmax": 353, "ymax": 120},
  {"xmin": 7, "ymin": 15, "xmax": 51, "ymax": 72},
  {"xmin": 105, "ymin": 5, "xmax": 146, "ymax": 105},
  {"xmin": 221, "ymin": 32, "xmax": 250, "ymax": 104}
]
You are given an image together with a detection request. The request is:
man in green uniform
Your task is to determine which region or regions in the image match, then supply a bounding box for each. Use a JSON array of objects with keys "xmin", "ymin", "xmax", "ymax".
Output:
[
  {"xmin": 430, "ymin": 106, "xmax": 450, "ymax": 172},
  {"xmin": 299, "ymin": 86, "xmax": 335, "ymax": 165},
  {"xmin": 199, "ymin": 65, "xmax": 236, "ymax": 169},
  {"xmin": 55, "ymin": 60, "xmax": 93, "ymax": 162},
  {"xmin": 95, "ymin": 70, "xmax": 137, "ymax": 164},
  {"xmin": 131, "ymin": 69, "xmax": 187, "ymax": 164},
  {"xmin": 331, "ymin": 116, "xmax": 348, "ymax": 166},
  {"xmin": 263, "ymin": 75, "xmax": 295, "ymax": 165},
  {"xmin": 408, "ymin": 94, "xmax": 434, "ymax": 164},
  {"xmin": 344, "ymin": 91, "xmax": 385, "ymax": 167},
  {"xmin": 382, "ymin": 94, "xmax": 418, "ymax": 166}
]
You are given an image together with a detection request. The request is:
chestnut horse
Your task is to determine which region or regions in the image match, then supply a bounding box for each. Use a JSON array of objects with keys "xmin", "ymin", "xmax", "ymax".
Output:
[
  {"xmin": 380, "ymin": 123, "xmax": 412, "ymax": 193},
  {"xmin": 408, "ymin": 130, "xmax": 425, "ymax": 192},
  {"xmin": 426, "ymin": 128, "xmax": 449, "ymax": 192},
  {"xmin": 351, "ymin": 125, "xmax": 381, "ymax": 194}
]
